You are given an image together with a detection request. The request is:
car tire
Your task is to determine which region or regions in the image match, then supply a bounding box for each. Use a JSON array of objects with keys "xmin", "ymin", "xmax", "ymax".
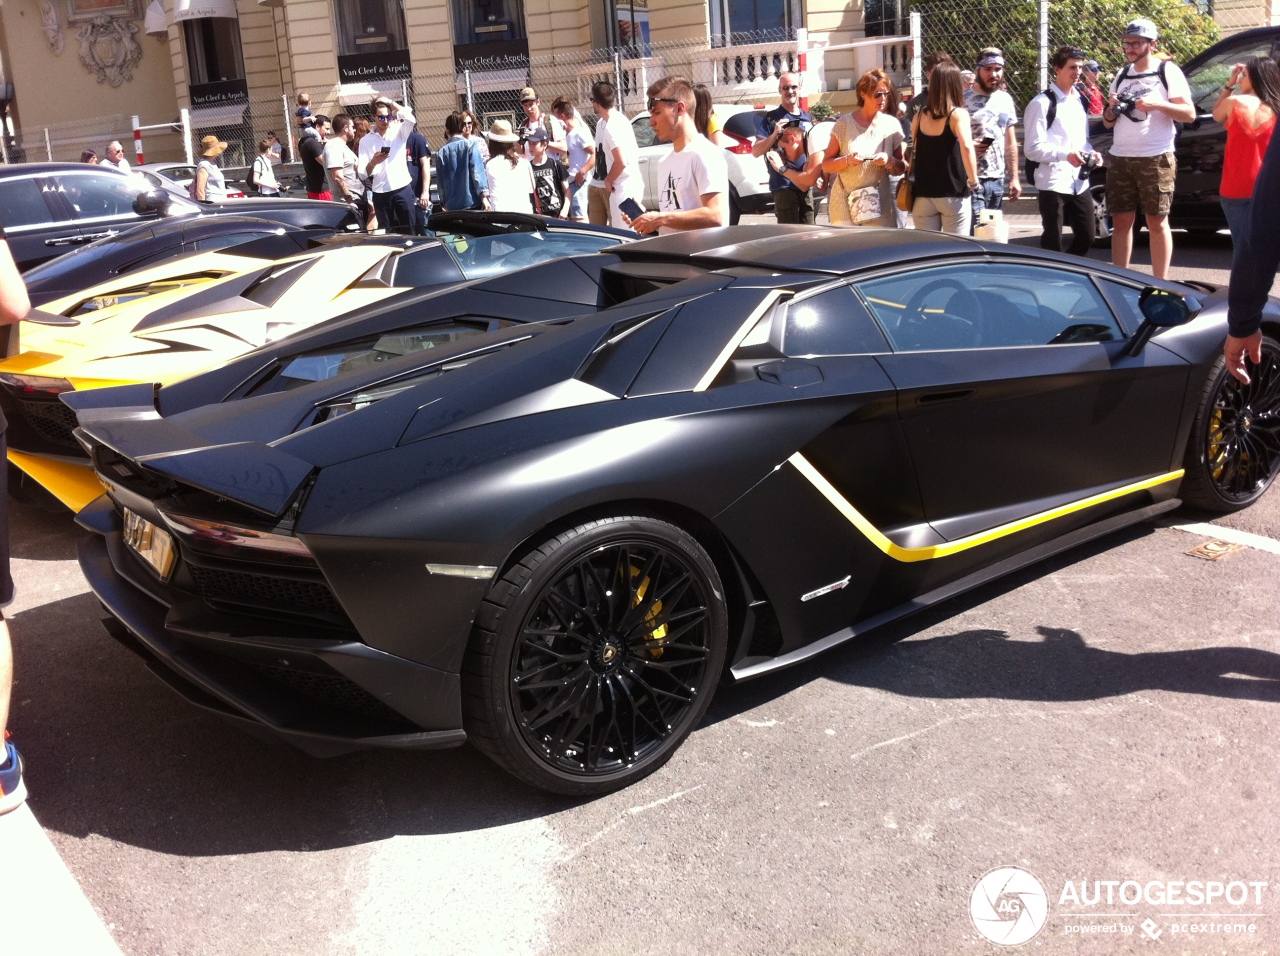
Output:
[
  {"xmin": 728, "ymin": 185, "xmax": 742, "ymax": 225},
  {"xmin": 462, "ymin": 515, "xmax": 728, "ymax": 795},
  {"xmin": 1179, "ymin": 334, "xmax": 1280, "ymax": 512}
]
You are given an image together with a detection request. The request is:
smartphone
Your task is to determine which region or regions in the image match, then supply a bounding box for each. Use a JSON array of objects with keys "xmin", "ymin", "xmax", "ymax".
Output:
[
  {"xmin": 980, "ymin": 136, "xmax": 996, "ymax": 146},
  {"xmin": 379, "ymin": 146, "xmax": 391, "ymax": 155},
  {"xmin": 619, "ymin": 197, "xmax": 644, "ymax": 220}
]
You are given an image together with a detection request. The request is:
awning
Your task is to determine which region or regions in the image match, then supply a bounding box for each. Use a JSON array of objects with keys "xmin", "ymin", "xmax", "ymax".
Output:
[
  {"xmin": 144, "ymin": 0, "xmax": 169, "ymax": 37},
  {"xmin": 190, "ymin": 103, "xmax": 249, "ymax": 127},
  {"xmin": 257, "ymin": 0, "xmax": 285, "ymax": 6},
  {"xmin": 337, "ymin": 79, "xmax": 406, "ymax": 107},
  {"xmin": 172, "ymin": 0, "xmax": 239, "ymax": 23}
]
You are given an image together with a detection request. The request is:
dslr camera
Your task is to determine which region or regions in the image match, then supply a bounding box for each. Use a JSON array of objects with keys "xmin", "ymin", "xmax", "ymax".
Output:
[
  {"xmin": 1113, "ymin": 92, "xmax": 1146, "ymax": 120},
  {"xmin": 1078, "ymin": 152, "xmax": 1100, "ymax": 181}
]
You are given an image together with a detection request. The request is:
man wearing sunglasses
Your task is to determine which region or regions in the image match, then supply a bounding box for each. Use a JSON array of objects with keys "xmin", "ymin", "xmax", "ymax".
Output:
[
  {"xmin": 628, "ymin": 76, "xmax": 728, "ymax": 236},
  {"xmin": 358, "ymin": 95, "xmax": 420, "ymax": 234},
  {"xmin": 964, "ymin": 48, "xmax": 1022, "ymax": 232},
  {"xmin": 754, "ymin": 73, "xmax": 812, "ymax": 221},
  {"xmin": 1102, "ymin": 18, "xmax": 1194, "ymax": 279}
]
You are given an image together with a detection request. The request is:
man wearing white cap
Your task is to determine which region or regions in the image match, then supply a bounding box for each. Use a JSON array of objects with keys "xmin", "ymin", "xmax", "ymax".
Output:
[
  {"xmin": 964, "ymin": 47, "xmax": 1022, "ymax": 231},
  {"xmin": 1102, "ymin": 17, "xmax": 1194, "ymax": 279}
]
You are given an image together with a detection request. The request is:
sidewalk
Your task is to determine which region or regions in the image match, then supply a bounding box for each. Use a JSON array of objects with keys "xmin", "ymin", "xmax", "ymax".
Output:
[{"xmin": 0, "ymin": 802, "xmax": 123, "ymax": 956}]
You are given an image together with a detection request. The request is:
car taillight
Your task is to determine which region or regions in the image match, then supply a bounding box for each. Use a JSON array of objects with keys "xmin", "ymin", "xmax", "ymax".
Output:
[
  {"xmin": 0, "ymin": 373, "xmax": 74, "ymax": 395},
  {"xmin": 725, "ymin": 132, "xmax": 753, "ymax": 155},
  {"xmin": 160, "ymin": 512, "xmax": 317, "ymax": 565}
]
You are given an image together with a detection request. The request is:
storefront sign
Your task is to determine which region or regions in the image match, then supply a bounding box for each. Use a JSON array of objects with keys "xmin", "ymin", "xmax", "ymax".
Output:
[
  {"xmin": 338, "ymin": 50, "xmax": 412, "ymax": 84},
  {"xmin": 189, "ymin": 78, "xmax": 249, "ymax": 109}
]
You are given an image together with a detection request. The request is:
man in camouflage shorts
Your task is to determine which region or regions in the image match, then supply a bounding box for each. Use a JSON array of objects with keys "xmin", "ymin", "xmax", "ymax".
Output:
[{"xmin": 1101, "ymin": 18, "xmax": 1194, "ymax": 279}]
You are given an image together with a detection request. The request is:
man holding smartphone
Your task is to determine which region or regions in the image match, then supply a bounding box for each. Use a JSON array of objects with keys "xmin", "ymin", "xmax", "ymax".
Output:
[
  {"xmin": 358, "ymin": 95, "xmax": 418, "ymax": 234},
  {"xmin": 964, "ymin": 48, "xmax": 1021, "ymax": 231},
  {"xmin": 628, "ymin": 76, "xmax": 728, "ymax": 236}
]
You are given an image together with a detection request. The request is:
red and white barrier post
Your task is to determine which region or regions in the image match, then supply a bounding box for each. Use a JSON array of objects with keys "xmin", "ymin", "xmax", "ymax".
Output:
[
  {"xmin": 797, "ymin": 28, "xmax": 809, "ymax": 112},
  {"xmin": 131, "ymin": 114, "xmax": 145, "ymax": 164}
]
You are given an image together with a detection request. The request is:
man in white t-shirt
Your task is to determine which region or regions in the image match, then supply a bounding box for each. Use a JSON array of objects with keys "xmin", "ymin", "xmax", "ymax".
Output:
[
  {"xmin": 590, "ymin": 79, "xmax": 643, "ymax": 229},
  {"xmin": 1102, "ymin": 18, "xmax": 1194, "ymax": 279},
  {"xmin": 629, "ymin": 76, "xmax": 728, "ymax": 237}
]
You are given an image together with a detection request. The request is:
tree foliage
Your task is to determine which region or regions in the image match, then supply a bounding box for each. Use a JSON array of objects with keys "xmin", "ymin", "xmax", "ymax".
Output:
[{"xmin": 910, "ymin": 0, "xmax": 1219, "ymax": 108}]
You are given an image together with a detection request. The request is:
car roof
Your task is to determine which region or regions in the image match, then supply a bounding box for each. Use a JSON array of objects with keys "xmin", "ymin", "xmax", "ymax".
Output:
[
  {"xmin": 615, "ymin": 225, "xmax": 983, "ymax": 274},
  {"xmin": 0, "ymin": 162, "xmax": 132, "ymax": 177}
]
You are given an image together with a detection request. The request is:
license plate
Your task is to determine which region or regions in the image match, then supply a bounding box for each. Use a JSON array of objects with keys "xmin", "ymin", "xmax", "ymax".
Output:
[{"xmin": 122, "ymin": 508, "xmax": 176, "ymax": 579}]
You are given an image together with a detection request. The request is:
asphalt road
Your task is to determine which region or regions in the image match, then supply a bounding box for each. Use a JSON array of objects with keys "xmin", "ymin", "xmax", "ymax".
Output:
[{"xmin": 7, "ymin": 225, "xmax": 1280, "ymax": 956}]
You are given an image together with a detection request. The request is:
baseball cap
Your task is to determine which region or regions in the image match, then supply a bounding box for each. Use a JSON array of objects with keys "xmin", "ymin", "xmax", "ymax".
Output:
[
  {"xmin": 525, "ymin": 126, "xmax": 549, "ymax": 142},
  {"xmin": 1084, "ymin": 60, "xmax": 1100, "ymax": 73},
  {"xmin": 519, "ymin": 87, "xmax": 538, "ymax": 102},
  {"xmin": 1123, "ymin": 18, "xmax": 1158, "ymax": 41}
]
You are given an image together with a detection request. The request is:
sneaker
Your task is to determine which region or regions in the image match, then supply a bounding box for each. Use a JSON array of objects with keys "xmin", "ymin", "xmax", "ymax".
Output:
[{"xmin": 0, "ymin": 737, "xmax": 26, "ymax": 814}]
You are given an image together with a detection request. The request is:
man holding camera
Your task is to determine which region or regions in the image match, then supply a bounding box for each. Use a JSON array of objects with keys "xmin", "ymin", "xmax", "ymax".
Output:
[
  {"xmin": 1024, "ymin": 46, "xmax": 1099, "ymax": 257},
  {"xmin": 1102, "ymin": 18, "xmax": 1194, "ymax": 279},
  {"xmin": 964, "ymin": 48, "xmax": 1022, "ymax": 230},
  {"xmin": 755, "ymin": 73, "xmax": 813, "ymax": 223}
]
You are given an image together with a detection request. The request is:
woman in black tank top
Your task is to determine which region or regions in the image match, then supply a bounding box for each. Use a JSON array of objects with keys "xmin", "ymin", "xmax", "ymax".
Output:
[{"xmin": 909, "ymin": 62, "xmax": 980, "ymax": 234}]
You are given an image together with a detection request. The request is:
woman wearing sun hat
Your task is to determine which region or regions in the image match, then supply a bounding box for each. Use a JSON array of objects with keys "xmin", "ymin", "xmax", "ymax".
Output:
[
  {"xmin": 192, "ymin": 135, "xmax": 228, "ymax": 202},
  {"xmin": 485, "ymin": 118, "xmax": 537, "ymax": 213}
]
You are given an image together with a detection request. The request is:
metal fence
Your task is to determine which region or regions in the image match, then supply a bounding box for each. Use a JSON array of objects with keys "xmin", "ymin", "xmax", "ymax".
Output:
[{"xmin": 3, "ymin": 2, "xmax": 1276, "ymax": 168}]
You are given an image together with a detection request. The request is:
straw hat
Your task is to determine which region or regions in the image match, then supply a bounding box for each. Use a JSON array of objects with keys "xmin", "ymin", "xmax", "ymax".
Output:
[
  {"xmin": 487, "ymin": 119, "xmax": 520, "ymax": 143},
  {"xmin": 199, "ymin": 135, "xmax": 228, "ymax": 157}
]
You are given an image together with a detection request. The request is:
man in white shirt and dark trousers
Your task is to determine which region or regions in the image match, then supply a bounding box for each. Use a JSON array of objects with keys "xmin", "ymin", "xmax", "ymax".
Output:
[
  {"xmin": 628, "ymin": 76, "xmax": 728, "ymax": 236},
  {"xmin": 1101, "ymin": 17, "xmax": 1194, "ymax": 279},
  {"xmin": 358, "ymin": 95, "xmax": 418, "ymax": 234},
  {"xmin": 1024, "ymin": 47, "xmax": 1099, "ymax": 258}
]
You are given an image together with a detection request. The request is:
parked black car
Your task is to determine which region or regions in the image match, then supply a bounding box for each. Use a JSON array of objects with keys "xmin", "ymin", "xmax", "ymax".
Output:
[
  {"xmin": 0, "ymin": 163, "xmax": 360, "ymax": 273},
  {"xmin": 1089, "ymin": 26, "xmax": 1280, "ymax": 237},
  {"xmin": 71, "ymin": 225, "xmax": 1280, "ymax": 795}
]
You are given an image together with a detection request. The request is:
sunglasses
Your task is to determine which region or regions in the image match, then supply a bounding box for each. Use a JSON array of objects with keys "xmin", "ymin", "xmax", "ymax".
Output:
[
  {"xmin": 647, "ymin": 96, "xmax": 679, "ymax": 111},
  {"xmin": 872, "ymin": 90, "xmax": 891, "ymax": 98},
  {"xmin": 780, "ymin": 84, "xmax": 801, "ymax": 92},
  {"xmin": 375, "ymin": 114, "xmax": 391, "ymax": 122}
]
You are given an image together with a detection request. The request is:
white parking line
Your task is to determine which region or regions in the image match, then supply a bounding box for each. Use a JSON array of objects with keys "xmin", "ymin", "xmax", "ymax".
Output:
[{"xmin": 1168, "ymin": 521, "xmax": 1280, "ymax": 556}]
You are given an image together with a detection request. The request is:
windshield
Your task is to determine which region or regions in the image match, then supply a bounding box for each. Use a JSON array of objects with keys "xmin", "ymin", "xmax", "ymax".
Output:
[
  {"xmin": 1186, "ymin": 37, "xmax": 1279, "ymax": 112},
  {"xmin": 437, "ymin": 230, "xmax": 621, "ymax": 279}
]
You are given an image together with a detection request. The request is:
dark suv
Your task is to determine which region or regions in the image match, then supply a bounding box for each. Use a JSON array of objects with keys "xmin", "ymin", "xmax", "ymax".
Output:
[
  {"xmin": 1088, "ymin": 26, "xmax": 1280, "ymax": 237},
  {"xmin": 0, "ymin": 163, "xmax": 360, "ymax": 272}
]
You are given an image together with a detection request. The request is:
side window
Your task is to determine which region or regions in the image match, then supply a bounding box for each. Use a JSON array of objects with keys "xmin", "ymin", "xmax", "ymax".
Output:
[
  {"xmin": 1097, "ymin": 279, "xmax": 1145, "ymax": 333},
  {"xmin": 783, "ymin": 284, "xmax": 888, "ymax": 356},
  {"xmin": 59, "ymin": 173, "xmax": 144, "ymax": 221},
  {"xmin": 194, "ymin": 231, "xmax": 273, "ymax": 252},
  {"xmin": 855, "ymin": 263, "xmax": 1123, "ymax": 352},
  {"xmin": 0, "ymin": 179, "xmax": 59, "ymax": 227},
  {"xmin": 633, "ymin": 116, "xmax": 666, "ymax": 148},
  {"xmin": 1186, "ymin": 40, "xmax": 1277, "ymax": 113}
]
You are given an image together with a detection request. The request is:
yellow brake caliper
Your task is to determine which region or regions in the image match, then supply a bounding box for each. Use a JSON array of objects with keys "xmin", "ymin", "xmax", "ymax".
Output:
[{"xmin": 630, "ymin": 566, "xmax": 667, "ymax": 657}]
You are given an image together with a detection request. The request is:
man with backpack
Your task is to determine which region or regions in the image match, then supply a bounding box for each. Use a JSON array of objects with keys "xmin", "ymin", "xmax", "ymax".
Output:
[
  {"xmin": 1102, "ymin": 18, "xmax": 1194, "ymax": 279},
  {"xmin": 1024, "ymin": 46, "xmax": 1100, "ymax": 257}
]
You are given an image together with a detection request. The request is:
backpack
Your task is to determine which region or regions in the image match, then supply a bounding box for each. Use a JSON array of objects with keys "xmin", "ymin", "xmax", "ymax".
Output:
[
  {"xmin": 1024, "ymin": 88, "xmax": 1059, "ymax": 182},
  {"xmin": 246, "ymin": 156, "xmax": 260, "ymax": 194}
]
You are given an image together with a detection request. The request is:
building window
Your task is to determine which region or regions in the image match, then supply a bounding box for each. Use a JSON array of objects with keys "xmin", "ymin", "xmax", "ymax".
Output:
[
  {"xmin": 335, "ymin": 0, "xmax": 408, "ymax": 57},
  {"xmin": 451, "ymin": 0, "xmax": 528, "ymax": 48},
  {"xmin": 865, "ymin": 0, "xmax": 906, "ymax": 38},
  {"xmin": 606, "ymin": 0, "xmax": 649, "ymax": 53},
  {"xmin": 709, "ymin": 0, "xmax": 796, "ymax": 43},
  {"xmin": 183, "ymin": 18, "xmax": 244, "ymax": 85}
]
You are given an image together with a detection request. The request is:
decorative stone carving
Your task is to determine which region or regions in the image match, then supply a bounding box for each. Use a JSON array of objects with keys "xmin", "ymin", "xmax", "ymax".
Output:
[
  {"xmin": 39, "ymin": 1, "xmax": 65, "ymax": 55},
  {"xmin": 75, "ymin": 15, "xmax": 143, "ymax": 87}
]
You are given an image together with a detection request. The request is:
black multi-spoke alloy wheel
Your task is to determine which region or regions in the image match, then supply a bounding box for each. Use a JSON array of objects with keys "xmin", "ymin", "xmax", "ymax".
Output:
[
  {"xmin": 1181, "ymin": 334, "xmax": 1280, "ymax": 512},
  {"xmin": 463, "ymin": 516, "xmax": 728, "ymax": 795}
]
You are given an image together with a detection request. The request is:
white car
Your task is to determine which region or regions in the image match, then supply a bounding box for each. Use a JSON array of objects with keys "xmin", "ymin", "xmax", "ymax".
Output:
[
  {"xmin": 135, "ymin": 163, "xmax": 246, "ymax": 200},
  {"xmin": 630, "ymin": 106, "xmax": 773, "ymax": 224}
]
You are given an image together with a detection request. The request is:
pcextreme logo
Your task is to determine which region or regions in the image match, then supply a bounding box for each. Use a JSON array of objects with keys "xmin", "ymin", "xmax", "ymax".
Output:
[{"xmin": 971, "ymin": 867, "xmax": 1269, "ymax": 945}]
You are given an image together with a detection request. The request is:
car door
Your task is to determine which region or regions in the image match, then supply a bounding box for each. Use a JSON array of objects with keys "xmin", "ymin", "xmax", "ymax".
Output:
[
  {"xmin": 0, "ymin": 172, "xmax": 85, "ymax": 269},
  {"xmin": 854, "ymin": 259, "xmax": 1192, "ymax": 543},
  {"xmin": 54, "ymin": 168, "xmax": 153, "ymax": 244},
  {"xmin": 1174, "ymin": 31, "xmax": 1280, "ymax": 227},
  {"xmin": 631, "ymin": 112, "xmax": 671, "ymax": 210}
]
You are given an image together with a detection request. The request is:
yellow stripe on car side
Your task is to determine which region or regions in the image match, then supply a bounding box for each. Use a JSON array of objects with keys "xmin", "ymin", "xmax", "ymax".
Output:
[{"xmin": 787, "ymin": 452, "xmax": 1183, "ymax": 563}]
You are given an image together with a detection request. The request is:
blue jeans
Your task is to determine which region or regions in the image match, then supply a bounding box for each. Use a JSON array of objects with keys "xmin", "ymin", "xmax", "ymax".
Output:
[
  {"xmin": 970, "ymin": 179, "xmax": 1005, "ymax": 234},
  {"xmin": 567, "ymin": 178, "xmax": 589, "ymax": 219},
  {"xmin": 1221, "ymin": 196, "xmax": 1251, "ymax": 245}
]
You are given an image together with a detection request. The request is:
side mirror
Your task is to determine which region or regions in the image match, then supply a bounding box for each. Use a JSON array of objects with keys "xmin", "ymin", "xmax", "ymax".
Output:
[
  {"xmin": 1123, "ymin": 288, "xmax": 1201, "ymax": 356},
  {"xmin": 133, "ymin": 188, "xmax": 172, "ymax": 216}
]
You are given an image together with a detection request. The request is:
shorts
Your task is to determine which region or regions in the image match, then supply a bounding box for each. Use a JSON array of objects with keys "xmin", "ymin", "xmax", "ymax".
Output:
[
  {"xmin": 567, "ymin": 179, "xmax": 589, "ymax": 219},
  {"xmin": 587, "ymin": 184, "xmax": 609, "ymax": 226},
  {"xmin": 307, "ymin": 190, "xmax": 333, "ymax": 201},
  {"xmin": 1105, "ymin": 152, "xmax": 1175, "ymax": 217}
]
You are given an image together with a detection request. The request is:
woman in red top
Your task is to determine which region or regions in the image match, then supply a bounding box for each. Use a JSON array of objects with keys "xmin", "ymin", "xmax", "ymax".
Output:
[{"xmin": 1213, "ymin": 55, "xmax": 1280, "ymax": 243}]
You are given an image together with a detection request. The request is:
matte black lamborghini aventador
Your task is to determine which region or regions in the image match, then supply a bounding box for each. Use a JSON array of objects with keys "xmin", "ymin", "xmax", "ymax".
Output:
[{"xmin": 70, "ymin": 225, "xmax": 1280, "ymax": 795}]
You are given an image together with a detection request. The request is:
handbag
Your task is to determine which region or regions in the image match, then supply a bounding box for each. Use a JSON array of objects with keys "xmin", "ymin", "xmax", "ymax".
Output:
[
  {"xmin": 896, "ymin": 176, "xmax": 914, "ymax": 212},
  {"xmin": 847, "ymin": 184, "xmax": 882, "ymax": 224}
]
